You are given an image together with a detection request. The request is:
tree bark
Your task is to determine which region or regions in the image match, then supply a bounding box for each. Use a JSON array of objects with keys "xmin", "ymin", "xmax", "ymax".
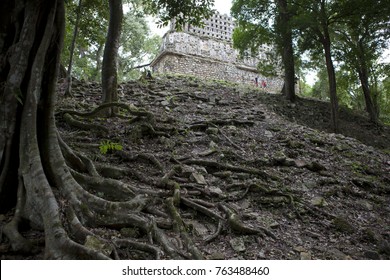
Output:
[
  {"xmin": 356, "ymin": 42, "xmax": 378, "ymax": 124},
  {"xmin": 358, "ymin": 68, "xmax": 378, "ymax": 124},
  {"xmin": 94, "ymin": 43, "xmax": 104, "ymax": 80},
  {"xmin": 101, "ymin": 0, "xmax": 123, "ymax": 116},
  {"xmin": 0, "ymin": 0, "xmax": 108, "ymax": 259},
  {"xmin": 317, "ymin": 0, "xmax": 339, "ymax": 132},
  {"xmin": 277, "ymin": 0, "xmax": 296, "ymax": 102},
  {"xmin": 322, "ymin": 34, "xmax": 339, "ymax": 132}
]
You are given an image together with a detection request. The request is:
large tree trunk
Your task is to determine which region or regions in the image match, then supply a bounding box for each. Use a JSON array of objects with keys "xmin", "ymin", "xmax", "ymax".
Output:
[
  {"xmin": 94, "ymin": 43, "xmax": 104, "ymax": 81},
  {"xmin": 355, "ymin": 42, "xmax": 378, "ymax": 124},
  {"xmin": 358, "ymin": 68, "xmax": 378, "ymax": 124},
  {"xmin": 101, "ymin": 0, "xmax": 123, "ymax": 116},
  {"xmin": 277, "ymin": 0, "xmax": 296, "ymax": 102},
  {"xmin": 0, "ymin": 0, "xmax": 111, "ymax": 259},
  {"xmin": 323, "ymin": 37, "xmax": 339, "ymax": 132},
  {"xmin": 317, "ymin": 8, "xmax": 339, "ymax": 133}
]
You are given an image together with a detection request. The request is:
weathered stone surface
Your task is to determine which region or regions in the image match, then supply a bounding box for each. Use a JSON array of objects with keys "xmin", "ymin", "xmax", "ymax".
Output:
[
  {"xmin": 300, "ymin": 251, "xmax": 312, "ymax": 260},
  {"xmin": 294, "ymin": 159, "xmax": 307, "ymax": 168},
  {"xmin": 230, "ymin": 237, "xmax": 246, "ymax": 252},
  {"xmin": 264, "ymin": 130, "xmax": 274, "ymax": 138},
  {"xmin": 310, "ymin": 196, "xmax": 328, "ymax": 207},
  {"xmin": 190, "ymin": 173, "xmax": 207, "ymax": 185},
  {"xmin": 327, "ymin": 248, "xmax": 351, "ymax": 260},
  {"xmin": 151, "ymin": 12, "xmax": 283, "ymax": 91},
  {"xmin": 208, "ymin": 252, "xmax": 225, "ymax": 260},
  {"xmin": 186, "ymin": 220, "xmax": 209, "ymax": 236},
  {"xmin": 363, "ymin": 250, "xmax": 380, "ymax": 260},
  {"xmin": 208, "ymin": 186, "xmax": 223, "ymax": 196},
  {"xmin": 181, "ymin": 165, "xmax": 196, "ymax": 177}
]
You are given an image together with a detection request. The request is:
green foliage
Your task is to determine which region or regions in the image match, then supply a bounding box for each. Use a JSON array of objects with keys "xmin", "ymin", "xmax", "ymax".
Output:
[
  {"xmin": 309, "ymin": 69, "xmax": 329, "ymax": 101},
  {"xmin": 335, "ymin": 67, "xmax": 364, "ymax": 110},
  {"xmin": 379, "ymin": 75, "xmax": 390, "ymax": 124},
  {"xmin": 99, "ymin": 140, "xmax": 123, "ymax": 154},
  {"xmin": 231, "ymin": 0, "xmax": 277, "ymax": 75},
  {"xmin": 143, "ymin": 0, "xmax": 215, "ymax": 29},
  {"xmin": 294, "ymin": 0, "xmax": 390, "ymax": 124},
  {"xmin": 62, "ymin": 0, "xmax": 109, "ymax": 80},
  {"xmin": 62, "ymin": 0, "xmax": 161, "ymax": 82},
  {"xmin": 119, "ymin": 13, "xmax": 162, "ymax": 82},
  {"xmin": 232, "ymin": 0, "xmax": 297, "ymax": 101},
  {"xmin": 296, "ymin": 80, "xmax": 313, "ymax": 98}
]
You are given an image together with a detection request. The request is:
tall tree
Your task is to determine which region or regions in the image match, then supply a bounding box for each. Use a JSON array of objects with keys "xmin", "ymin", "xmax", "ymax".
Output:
[
  {"xmin": 0, "ymin": 0, "xmax": 103, "ymax": 258},
  {"xmin": 118, "ymin": 9, "xmax": 161, "ymax": 81},
  {"xmin": 62, "ymin": 0, "xmax": 109, "ymax": 82},
  {"xmin": 65, "ymin": 0, "xmax": 83, "ymax": 97},
  {"xmin": 333, "ymin": 0, "xmax": 390, "ymax": 124},
  {"xmin": 62, "ymin": 2, "xmax": 159, "ymax": 82},
  {"xmin": 231, "ymin": 0, "xmax": 296, "ymax": 102},
  {"xmin": 295, "ymin": 0, "xmax": 341, "ymax": 131},
  {"xmin": 276, "ymin": 0, "xmax": 296, "ymax": 101},
  {"xmin": 101, "ymin": 0, "xmax": 123, "ymax": 116}
]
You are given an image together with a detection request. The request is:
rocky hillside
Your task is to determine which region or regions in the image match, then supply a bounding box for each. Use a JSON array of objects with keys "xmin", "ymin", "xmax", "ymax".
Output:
[{"xmin": 1, "ymin": 74, "xmax": 389, "ymax": 260}]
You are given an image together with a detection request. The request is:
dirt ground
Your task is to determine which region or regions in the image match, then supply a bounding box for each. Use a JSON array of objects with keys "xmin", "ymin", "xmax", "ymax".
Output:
[{"xmin": 1, "ymin": 74, "xmax": 389, "ymax": 260}]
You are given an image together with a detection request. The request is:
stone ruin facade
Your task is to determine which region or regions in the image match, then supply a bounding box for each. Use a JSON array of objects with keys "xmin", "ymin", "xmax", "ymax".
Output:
[{"xmin": 150, "ymin": 11, "xmax": 283, "ymax": 92}]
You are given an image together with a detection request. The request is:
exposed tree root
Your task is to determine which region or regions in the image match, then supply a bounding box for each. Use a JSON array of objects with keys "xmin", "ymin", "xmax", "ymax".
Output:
[
  {"xmin": 60, "ymin": 102, "xmax": 177, "ymax": 144},
  {"xmin": 181, "ymin": 197, "xmax": 224, "ymax": 221},
  {"xmin": 115, "ymin": 150, "xmax": 164, "ymax": 171},
  {"xmin": 227, "ymin": 181, "xmax": 294, "ymax": 205},
  {"xmin": 71, "ymin": 170, "xmax": 136, "ymax": 200},
  {"xmin": 204, "ymin": 220, "xmax": 224, "ymax": 243},
  {"xmin": 182, "ymin": 159, "xmax": 273, "ymax": 180},
  {"xmin": 218, "ymin": 203, "xmax": 277, "ymax": 240},
  {"xmin": 189, "ymin": 119, "xmax": 255, "ymax": 129},
  {"xmin": 94, "ymin": 163, "xmax": 159, "ymax": 187},
  {"xmin": 166, "ymin": 198, "xmax": 204, "ymax": 259},
  {"xmin": 63, "ymin": 113, "xmax": 109, "ymax": 134},
  {"xmin": 60, "ymin": 102, "xmax": 155, "ymax": 123},
  {"xmin": 298, "ymin": 202, "xmax": 337, "ymax": 220},
  {"xmin": 113, "ymin": 238, "xmax": 163, "ymax": 259},
  {"xmin": 3, "ymin": 181, "xmax": 34, "ymax": 254}
]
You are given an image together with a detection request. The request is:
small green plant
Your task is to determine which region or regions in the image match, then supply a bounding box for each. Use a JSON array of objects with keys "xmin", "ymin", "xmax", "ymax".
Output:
[{"xmin": 99, "ymin": 140, "xmax": 123, "ymax": 154}]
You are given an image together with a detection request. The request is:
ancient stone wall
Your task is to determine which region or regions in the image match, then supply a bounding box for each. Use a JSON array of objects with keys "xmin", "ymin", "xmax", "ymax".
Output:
[
  {"xmin": 152, "ymin": 50, "xmax": 283, "ymax": 91},
  {"xmin": 184, "ymin": 12, "xmax": 236, "ymax": 41},
  {"xmin": 152, "ymin": 12, "xmax": 284, "ymax": 92}
]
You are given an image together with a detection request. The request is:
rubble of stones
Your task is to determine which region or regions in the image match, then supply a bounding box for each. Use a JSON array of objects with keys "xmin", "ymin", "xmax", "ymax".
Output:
[
  {"xmin": 63, "ymin": 75, "xmax": 390, "ymax": 260},
  {"xmin": 3, "ymin": 74, "xmax": 389, "ymax": 260}
]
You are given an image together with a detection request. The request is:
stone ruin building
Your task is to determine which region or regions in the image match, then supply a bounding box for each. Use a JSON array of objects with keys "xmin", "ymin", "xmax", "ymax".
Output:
[{"xmin": 150, "ymin": 11, "xmax": 284, "ymax": 92}]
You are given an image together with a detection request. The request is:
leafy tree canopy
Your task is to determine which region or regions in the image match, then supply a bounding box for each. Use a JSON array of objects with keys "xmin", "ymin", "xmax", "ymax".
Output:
[{"xmin": 143, "ymin": 0, "xmax": 215, "ymax": 29}]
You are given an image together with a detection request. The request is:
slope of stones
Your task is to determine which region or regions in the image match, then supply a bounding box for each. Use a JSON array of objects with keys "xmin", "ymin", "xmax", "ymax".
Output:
[{"xmin": 2, "ymin": 74, "xmax": 389, "ymax": 260}]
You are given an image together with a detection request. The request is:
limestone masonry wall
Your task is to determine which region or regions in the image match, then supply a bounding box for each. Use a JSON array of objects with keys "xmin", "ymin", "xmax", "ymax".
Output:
[{"xmin": 151, "ymin": 12, "xmax": 283, "ymax": 92}]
